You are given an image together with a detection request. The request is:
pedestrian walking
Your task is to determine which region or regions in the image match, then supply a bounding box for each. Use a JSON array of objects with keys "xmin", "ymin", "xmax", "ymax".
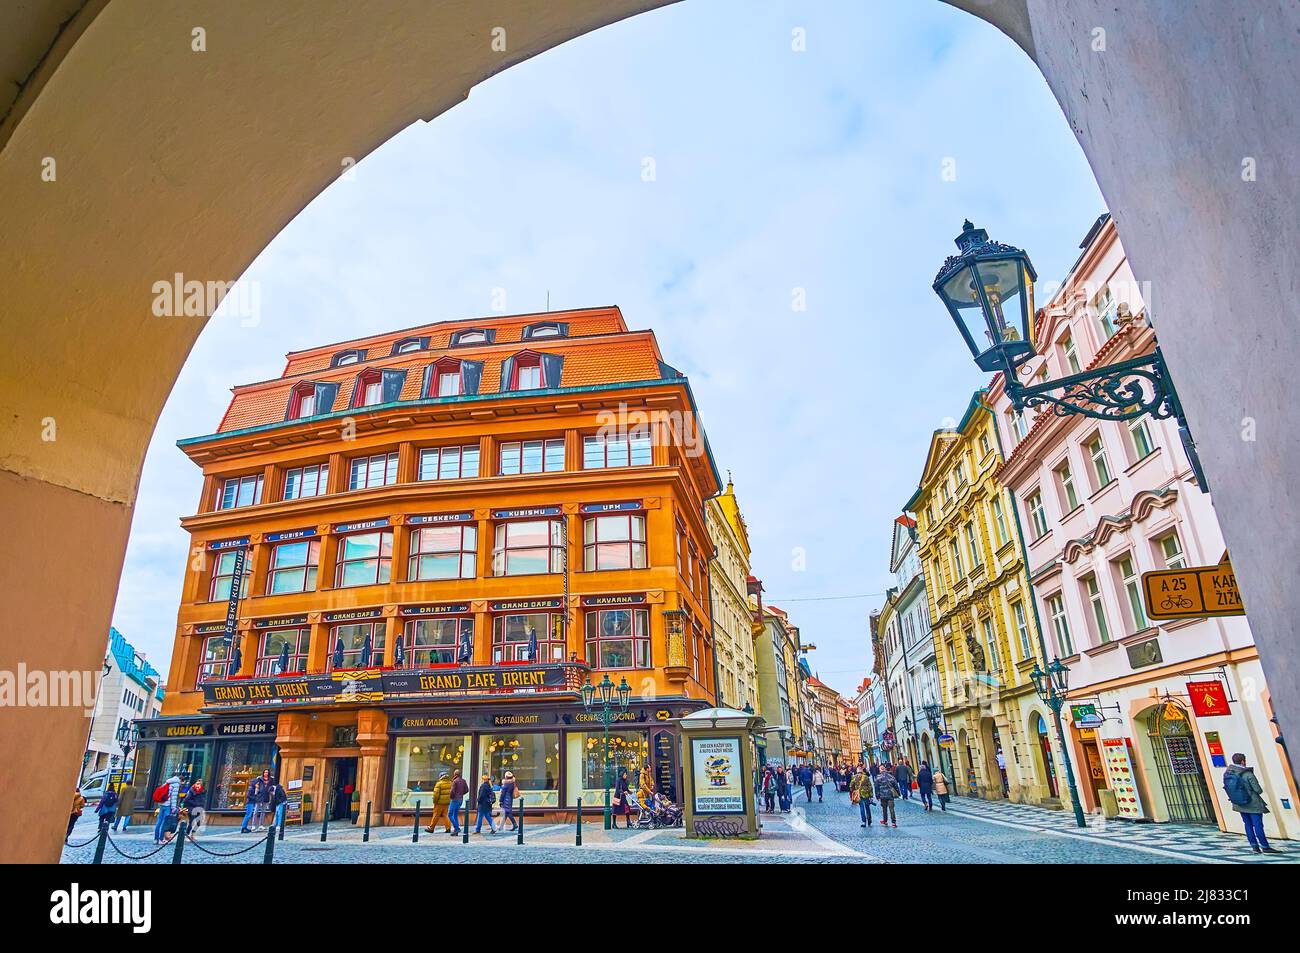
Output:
[
  {"xmin": 1223, "ymin": 753, "xmax": 1280, "ymax": 854},
  {"xmin": 761, "ymin": 768, "xmax": 777, "ymax": 813},
  {"xmin": 183, "ymin": 780, "xmax": 207, "ymax": 840},
  {"xmin": 424, "ymin": 771, "xmax": 454, "ymax": 833},
  {"xmin": 67, "ymin": 788, "xmax": 86, "ymax": 843},
  {"xmin": 776, "ymin": 766, "xmax": 792, "ymax": 812},
  {"xmin": 239, "ymin": 773, "xmax": 258, "ymax": 833},
  {"xmin": 113, "ymin": 785, "xmax": 135, "ymax": 832},
  {"xmin": 873, "ymin": 766, "xmax": 901, "ymax": 827},
  {"xmin": 448, "ymin": 769, "xmax": 468, "ymax": 835},
  {"xmin": 850, "ymin": 769, "xmax": 873, "ymax": 828},
  {"xmin": 95, "ymin": 784, "xmax": 119, "ymax": 830},
  {"xmin": 500, "ymin": 770, "xmax": 520, "ymax": 831},
  {"xmin": 933, "ymin": 768, "xmax": 951, "ymax": 811},
  {"xmin": 250, "ymin": 769, "xmax": 273, "ymax": 831},
  {"xmin": 613, "ymin": 770, "xmax": 634, "ymax": 828},
  {"xmin": 473, "ymin": 774, "xmax": 498, "ymax": 834},
  {"xmin": 813, "ymin": 767, "xmax": 825, "ymax": 802},
  {"xmin": 895, "ymin": 759, "xmax": 913, "ymax": 801},
  {"xmin": 802, "ymin": 765, "xmax": 814, "ymax": 803},
  {"xmin": 916, "ymin": 761, "xmax": 934, "ymax": 811},
  {"xmin": 153, "ymin": 771, "xmax": 184, "ymax": 844}
]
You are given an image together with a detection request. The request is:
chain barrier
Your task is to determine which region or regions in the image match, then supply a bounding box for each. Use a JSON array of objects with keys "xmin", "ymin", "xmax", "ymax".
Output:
[
  {"xmin": 106, "ymin": 837, "xmax": 172, "ymax": 861},
  {"xmin": 187, "ymin": 833, "xmax": 273, "ymax": 858},
  {"xmin": 65, "ymin": 833, "xmax": 103, "ymax": 849}
]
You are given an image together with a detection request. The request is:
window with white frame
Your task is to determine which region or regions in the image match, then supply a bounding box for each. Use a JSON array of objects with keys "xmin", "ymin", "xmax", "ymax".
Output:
[
  {"xmin": 418, "ymin": 445, "xmax": 480, "ymax": 481},
  {"xmin": 1157, "ymin": 531, "xmax": 1186, "ymax": 569},
  {"xmin": 209, "ymin": 548, "xmax": 251, "ymax": 601},
  {"xmin": 1026, "ymin": 490, "xmax": 1048, "ymax": 539},
  {"xmin": 1012, "ymin": 601, "xmax": 1031, "ymax": 659},
  {"xmin": 217, "ymin": 474, "xmax": 263, "ymax": 510},
  {"xmin": 1008, "ymin": 409, "xmax": 1028, "ymax": 442},
  {"xmin": 407, "ymin": 524, "xmax": 476, "ymax": 581},
  {"xmin": 964, "ymin": 522, "xmax": 982, "ymax": 568},
  {"xmin": 583, "ymin": 429, "xmax": 653, "ymax": 469},
  {"xmin": 1047, "ymin": 593, "xmax": 1073, "ymax": 656},
  {"xmin": 1086, "ymin": 434, "xmax": 1113, "ymax": 490},
  {"xmin": 1060, "ymin": 332, "xmax": 1082, "ymax": 375},
  {"xmin": 1113, "ymin": 554, "xmax": 1149, "ymax": 633},
  {"xmin": 492, "ymin": 519, "xmax": 564, "ymax": 576},
  {"xmin": 1082, "ymin": 573, "xmax": 1111, "ymax": 645},
  {"xmin": 283, "ymin": 463, "xmax": 329, "ymax": 501},
  {"xmin": 1128, "ymin": 416, "xmax": 1155, "ymax": 461},
  {"xmin": 499, "ymin": 438, "xmax": 564, "ymax": 476},
  {"xmin": 982, "ymin": 618, "xmax": 1000, "ymax": 672},
  {"xmin": 266, "ymin": 539, "xmax": 320, "ymax": 595},
  {"xmin": 255, "ymin": 628, "xmax": 310, "ymax": 676},
  {"xmin": 949, "ymin": 537, "xmax": 965, "ymax": 579},
  {"xmin": 584, "ymin": 608, "xmax": 651, "ymax": 670},
  {"xmin": 348, "ymin": 451, "xmax": 399, "ymax": 490},
  {"xmin": 1056, "ymin": 459, "xmax": 1080, "ymax": 512},
  {"xmin": 991, "ymin": 496, "xmax": 1010, "ymax": 547},
  {"xmin": 1094, "ymin": 285, "xmax": 1118, "ymax": 340},
  {"xmin": 335, "ymin": 531, "xmax": 393, "ymax": 587},
  {"xmin": 583, "ymin": 514, "xmax": 647, "ymax": 571}
]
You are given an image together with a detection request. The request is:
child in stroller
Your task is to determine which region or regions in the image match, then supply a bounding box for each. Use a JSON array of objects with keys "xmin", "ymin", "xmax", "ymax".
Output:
[{"xmin": 630, "ymin": 790, "xmax": 684, "ymax": 829}]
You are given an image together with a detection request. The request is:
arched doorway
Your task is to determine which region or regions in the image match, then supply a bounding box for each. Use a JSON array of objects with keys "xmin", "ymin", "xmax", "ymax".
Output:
[
  {"xmin": 957, "ymin": 728, "xmax": 975, "ymax": 798},
  {"xmin": 1142, "ymin": 704, "xmax": 1215, "ymax": 825},
  {"xmin": 1032, "ymin": 713, "xmax": 1059, "ymax": 800},
  {"xmin": 980, "ymin": 718, "xmax": 1008, "ymax": 799}
]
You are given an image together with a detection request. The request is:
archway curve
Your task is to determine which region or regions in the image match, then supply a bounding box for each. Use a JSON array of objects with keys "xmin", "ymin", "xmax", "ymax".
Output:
[{"xmin": 3, "ymin": 0, "xmax": 1299, "ymax": 863}]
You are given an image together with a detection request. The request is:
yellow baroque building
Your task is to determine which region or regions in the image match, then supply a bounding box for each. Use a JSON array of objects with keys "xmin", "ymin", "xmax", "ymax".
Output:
[{"xmin": 905, "ymin": 391, "xmax": 1064, "ymax": 806}]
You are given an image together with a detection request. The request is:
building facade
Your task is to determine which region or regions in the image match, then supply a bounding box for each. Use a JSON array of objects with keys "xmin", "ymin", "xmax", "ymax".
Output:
[
  {"xmin": 990, "ymin": 214, "xmax": 1295, "ymax": 839},
  {"xmin": 136, "ymin": 307, "xmax": 724, "ymax": 824},
  {"xmin": 906, "ymin": 393, "xmax": 1058, "ymax": 805},
  {"xmin": 706, "ymin": 479, "xmax": 758, "ymax": 711},
  {"xmin": 82, "ymin": 628, "xmax": 165, "ymax": 782}
]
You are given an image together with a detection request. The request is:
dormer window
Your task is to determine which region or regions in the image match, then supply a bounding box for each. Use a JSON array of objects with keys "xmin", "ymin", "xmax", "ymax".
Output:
[
  {"xmin": 523, "ymin": 322, "xmax": 568, "ymax": 340},
  {"xmin": 438, "ymin": 366, "xmax": 462, "ymax": 397},
  {"xmin": 331, "ymin": 349, "xmax": 366, "ymax": 367},
  {"xmin": 514, "ymin": 354, "xmax": 543, "ymax": 390},
  {"xmin": 353, "ymin": 369, "xmax": 383, "ymax": 408},
  {"xmin": 450, "ymin": 328, "xmax": 495, "ymax": 347},
  {"xmin": 391, "ymin": 336, "xmax": 430, "ymax": 356},
  {"xmin": 289, "ymin": 382, "xmax": 317, "ymax": 419},
  {"xmin": 422, "ymin": 356, "xmax": 482, "ymax": 399}
]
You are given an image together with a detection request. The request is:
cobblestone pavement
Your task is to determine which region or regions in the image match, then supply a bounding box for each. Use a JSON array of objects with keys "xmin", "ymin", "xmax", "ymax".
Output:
[{"xmin": 61, "ymin": 791, "xmax": 1294, "ymax": 864}]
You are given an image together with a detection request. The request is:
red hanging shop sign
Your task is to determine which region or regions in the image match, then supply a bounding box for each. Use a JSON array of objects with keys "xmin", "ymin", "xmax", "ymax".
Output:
[{"xmin": 1186, "ymin": 680, "xmax": 1231, "ymax": 718}]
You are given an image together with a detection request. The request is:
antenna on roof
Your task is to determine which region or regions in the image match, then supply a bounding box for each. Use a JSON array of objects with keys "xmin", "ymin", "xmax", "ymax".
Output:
[{"xmin": 546, "ymin": 290, "xmax": 550, "ymax": 312}]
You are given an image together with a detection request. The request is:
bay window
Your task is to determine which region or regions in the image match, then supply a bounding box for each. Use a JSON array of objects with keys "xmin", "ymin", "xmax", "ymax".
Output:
[
  {"xmin": 583, "ymin": 429, "xmax": 653, "ymax": 469},
  {"xmin": 217, "ymin": 474, "xmax": 263, "ymax": 510},
  {"xmin": 348, "ymin": 451, "xmax": 399, "ymax": 490},
  {"xmin": 418, "ymin": 444, "xmax": 480, "ymax": 481},
  {"xmin": 407, "ymin": 524, "xmax": 476, "ymax": 581},
  {"xmin": 583, "ymin": 514, "xmax": 647, "ymax": 571},
  {"xmin": 493, "ymin": 520, "xmax": 564, "ymax": 576},
  {"xmin": 335, "ymin": 531, "xmax": 393, "ymax": 587},
  {"xmin": 584, "ymin": 608, "xmax": 651, "ymax": 669},
  {"xmin": 283, "ymin": 463, "xmax": 329, "ymax": 501},
  {"xmin": 197, "ymin": 636, "xmax": 230, "ymax": 683},
  {"xmin": 492, "ymin": 612, "xmax": 564, "ymax": 663},
  {"xmin": 255, "ymin": 628, "xmax": 310, "ymax": 675},
  {"xmin": 266, "ymin": 539, "xmax": 320, "ymax": 594},
  {"xmin": 499, "ymin": 438, "xmax": 564, "ymax": 476}
]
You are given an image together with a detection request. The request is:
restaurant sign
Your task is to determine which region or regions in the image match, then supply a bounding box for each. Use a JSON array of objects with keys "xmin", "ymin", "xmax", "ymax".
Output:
[{"xmin": 203, "ymin": 664, "xmax": 570, "ymax": 706}]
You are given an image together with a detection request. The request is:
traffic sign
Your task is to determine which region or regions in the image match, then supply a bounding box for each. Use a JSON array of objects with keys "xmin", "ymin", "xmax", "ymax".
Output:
[{"xmin": 1142, "ymin": 557, "xmax": 1245, "ymax": 620}]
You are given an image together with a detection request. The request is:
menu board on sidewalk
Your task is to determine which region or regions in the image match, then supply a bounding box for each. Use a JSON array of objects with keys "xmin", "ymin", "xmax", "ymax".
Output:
[{"xmin": 1101, "ymin": 737, "xmax": 1145, "ymax": 820}]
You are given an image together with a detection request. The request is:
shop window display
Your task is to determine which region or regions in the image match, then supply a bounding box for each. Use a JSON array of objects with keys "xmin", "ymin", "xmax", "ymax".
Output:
[
  {"xmin": 565, "ymin": 730, "xmax": 649, "ymax": 807},
  {"xmin": 212, "ymin": 741, "xmax": 278, "ymax": 811},
  {"xmin": 391, "ymin": 735, "xmax": 470, "ymax": 809},
  {"xmin": 157, "ymin": 740, "xmax": 211, "ymax": 790},
  {"xmin": 478, "ymin": 733, "xmax": 561, "ymax": 807}
]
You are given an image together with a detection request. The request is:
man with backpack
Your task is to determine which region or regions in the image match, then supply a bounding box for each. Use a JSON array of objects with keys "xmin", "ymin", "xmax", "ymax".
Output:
[
  {"xmin": 152, "ymin": 771, "xmax": 185, "ymax": 844},
  {"xmin": 1223, "ymin": 753, "xmax": 1279, "ymax": 854}
]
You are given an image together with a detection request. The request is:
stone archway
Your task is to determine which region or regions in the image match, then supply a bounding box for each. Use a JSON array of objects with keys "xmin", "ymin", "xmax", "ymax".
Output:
[{"xmin": 3, "ymin": 0, "xmax": 1299, "ymax": 863}]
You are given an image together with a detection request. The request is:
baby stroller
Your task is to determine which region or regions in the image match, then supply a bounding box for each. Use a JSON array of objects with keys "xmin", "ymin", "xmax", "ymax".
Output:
[{"xmin": 651, "ymin": 792, "xmax": 684, "ymax": 828}]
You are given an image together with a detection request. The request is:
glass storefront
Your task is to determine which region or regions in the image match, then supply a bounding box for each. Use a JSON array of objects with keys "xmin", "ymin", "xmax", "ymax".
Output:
[
  {"xmin": 391, "ymin": 735, "xmax": 471, "ymax": 809},
  {"xmin": 565, "ymin": 730, "xmax": 650, "ymax": 806},
  {"xmin": 157, "ymin": 740, "xmax": 211, "ymax": 788},
  {"xmin": 478, "ymin": 732, "xmax": 562, "ymax": 807},
  {"xmin": 212, "ymin": 740, "xmax": 278, "ymax": 811}
]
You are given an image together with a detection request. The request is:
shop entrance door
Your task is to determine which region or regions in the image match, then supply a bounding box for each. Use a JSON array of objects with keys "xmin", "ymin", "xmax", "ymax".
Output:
[
  {"xmin": 1035, "ymin": 715, "xmax": 1059, "ymax": 799},
  {"xmin": 329, "ymin": 758, "xmax": 358, "ymax": 821},
  {"xmin": 1145, "ymin": 706, "xmax": 1215, "ymax": 825}
]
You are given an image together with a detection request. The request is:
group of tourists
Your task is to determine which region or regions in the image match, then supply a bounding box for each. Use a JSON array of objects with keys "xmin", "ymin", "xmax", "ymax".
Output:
[
  {"xmin": 757, "ymin": 758, "xmax": 951, "ymax": 829},
  {"xmin": 422, "ymin": 769, "xmax": 523, "ymax": 835}
]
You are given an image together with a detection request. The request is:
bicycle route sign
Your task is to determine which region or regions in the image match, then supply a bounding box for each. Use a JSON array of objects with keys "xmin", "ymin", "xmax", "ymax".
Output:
[{"xmin": 1142, "ymin": 556, "xmax": 1244, "ymax": 620}]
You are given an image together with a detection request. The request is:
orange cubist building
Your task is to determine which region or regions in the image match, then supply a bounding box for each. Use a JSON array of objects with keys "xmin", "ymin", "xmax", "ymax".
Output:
[{"xmin": 133, "ymin": 307, "xmax": 723, "ymax": 826}]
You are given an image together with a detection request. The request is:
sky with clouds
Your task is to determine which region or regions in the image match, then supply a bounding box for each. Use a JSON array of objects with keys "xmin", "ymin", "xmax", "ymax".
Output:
[{"xmin": 112, "ymin": 0, "xmax": 1105, "ymax": 698}]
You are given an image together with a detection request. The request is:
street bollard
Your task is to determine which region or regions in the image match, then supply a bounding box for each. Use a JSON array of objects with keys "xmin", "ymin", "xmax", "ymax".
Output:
[
  {"xmin": 171, "ymin": 821, "xmax": 189, "ymax": 864},
  {"xmin": 412, "ymin": 800, "xmax": 421, "ymax": 843},
  {"xmin": 92, "ymin": 825, "xmax": 108, "ymax": 865},
  {"xmin": 279, "ymin": 809, "xmax": 286, "ymax": 841},
  {"xmin": 462, "ymin": 802, "xmax": 470, "ymax": 844},
  {"xmin": 517, "ymin": 798, "xmax": 525, "ymax": 845},
  {"xmin": 363, "ymin": 801, "xmax": 372, "ymax": 842},
  {"xmin": 263, "ymin": 826, "xmax": 276, "ymax": 864},
  {"xmin": 576, "ymin": 797, "xmax": 583, "ymax": 846},
  {"xmin": 321, "ymin": 801, "xmax": 330, "ymax": 842}
]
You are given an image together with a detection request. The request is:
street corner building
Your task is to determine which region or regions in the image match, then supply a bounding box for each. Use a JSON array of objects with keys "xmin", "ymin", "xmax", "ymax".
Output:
[{"xmin": 131, "ymin": 307, "xmax": 725, "ymax": 827}]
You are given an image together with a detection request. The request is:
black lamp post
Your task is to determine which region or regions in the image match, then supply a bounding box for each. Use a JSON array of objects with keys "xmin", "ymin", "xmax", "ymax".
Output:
[
  {"xmin": 1029, "ymin": 656, "xmax": 1088, "ymax": 828},
  {"xmin": 113, "ymin": 720, "xmax": 139, "ymax": 801},
  {"xmin": 580, "ymin": 674, "xmax": 631, "ymax": 830},
  {"xmin": 923, "ymin": 702, "xmax": 952, "ymax": 784},
  {"xmin": 934, "ymin": 221, "xmax": 1207, "ymax": 489}
]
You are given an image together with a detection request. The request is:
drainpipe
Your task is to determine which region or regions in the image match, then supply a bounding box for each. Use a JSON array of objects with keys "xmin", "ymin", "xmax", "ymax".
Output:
[{"xmin": 980, "ymin": 396, "xmax": 1088, "ymax": 828}]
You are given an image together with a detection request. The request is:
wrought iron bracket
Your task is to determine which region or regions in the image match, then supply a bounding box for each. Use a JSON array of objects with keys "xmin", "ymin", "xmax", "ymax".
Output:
[{"xmin": 1005, "ymin": 346, "xmax": 1209, "ymax": 491}]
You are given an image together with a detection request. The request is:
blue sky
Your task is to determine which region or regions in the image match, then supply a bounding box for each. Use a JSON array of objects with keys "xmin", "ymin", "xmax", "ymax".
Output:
[{"xmin": 113, "ymin": 0, "xmax": 1105, "ymax": 697}]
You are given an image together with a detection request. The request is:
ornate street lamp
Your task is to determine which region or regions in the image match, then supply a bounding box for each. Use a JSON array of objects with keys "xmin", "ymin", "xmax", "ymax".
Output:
[
  {"xmin": 580, "ymin": 674, "xmax": 631, "ymax": 830},
  {"xmin": 1029, "ymin": 656, "xmax": 1087, "ymax": 828},
  {"xmin": 934, "ymin": 221, "xmax": 1207, "ymax": 488},
  {"xmin": 922, "ymin": 702, "xmax": 953, "ymax": 785}
]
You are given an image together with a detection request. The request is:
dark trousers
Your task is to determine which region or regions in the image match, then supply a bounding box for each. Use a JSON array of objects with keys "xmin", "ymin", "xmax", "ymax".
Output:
[
  {"xmin": 898, "ymin": 781, "xmax": 910, "ymax": 799},
  {"xmin": 1241, "ymin": 812, "xmax": 1270, "ymax": 849},
  {"xmin": 858, "ymin": 797, "xmax": 872, "ymax": 825},
  {"xmin": 804, "ymin": 784, "xmax": 813, "ymax": 802},
  {"xmin": 66, "ymin": 813, "xmax": 79, "ymax": 840},
  {"xmin": 879, "ymin": 798, "xmax": 896, "ymax": 824},
  {"xmin": 815, "ymin": 784, "xmax": 824, "ymax": 801},
  {"xmin": 764, "ymin": 790, "xmax": 776, "ymax": 812},
  {"xmin": 937, "ymin": 792, "xmax": 950, "ymax": 811},
  {"xmin": 919, "ymin": 788, "xmax": 933, "ymax": 809}
]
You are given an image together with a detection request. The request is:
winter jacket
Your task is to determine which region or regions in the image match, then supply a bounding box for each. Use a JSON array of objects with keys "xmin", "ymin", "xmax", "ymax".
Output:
[
  {"xmin": 476, "ymin": 781, "xmax": 496, "ymax": 810},
  {"xmin": 449, "ymin": 776, "xmax": 469, "ymax": 801},
  {"xmin": 895, "ymin": 763, "xmax": 913, "ymax": 786},
  {"xmin": 165, "ymin": 775, "xmax": 183, "ymax": 810},
  {"xmin": 1223, "ymin": 765, "xmax": 1269, "ymax": 814},
  {"xmin": 812, "ymin": 770, "xmax": 824, "ymax": 787},
  {"xmin": 96, "ymin": 787, "xmax": 119, "ymax": 816},
  {"xmin": 251, "ymin": 777, "xmax": 272, "ymax": 804},
  {"xmin": 933, "ymin": 772, "xmax": 950, "ymax": 796},
  {"xmin": 71, "ymin": 792, "xmax": 86, "ymax": 816},
  {"xmin": 430, "ymin": 777, "xmax": 453, "ymax": 807},
  {"xmin": 184, "ymin": 787, "xmax": 207, "ymax": 811},
  {"xmin": 916, "ymin": 766, "xmax": 933, "ymax": 792},
  {"xmin": 849, "ymin": 773, "xmax": 873, "ymax": 801},
  {"xmin": 873, "ymin": 772, "xmax": 901, "ymax": 800},
  {"xmin": 500, "ymin": 780, "xmax": 517, "ymax": 809}
]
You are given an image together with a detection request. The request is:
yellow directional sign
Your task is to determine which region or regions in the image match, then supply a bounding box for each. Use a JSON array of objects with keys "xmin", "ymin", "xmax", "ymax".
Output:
[{"xmin": 1142, "ymin": 558, "xmax": 1245, "ymax": 620}]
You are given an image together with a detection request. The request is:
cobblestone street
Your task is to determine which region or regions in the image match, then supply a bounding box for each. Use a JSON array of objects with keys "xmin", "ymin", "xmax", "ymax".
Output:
[{"xmin": 61, "ymin": 789, "xmax": 1293, "ymax": 865}]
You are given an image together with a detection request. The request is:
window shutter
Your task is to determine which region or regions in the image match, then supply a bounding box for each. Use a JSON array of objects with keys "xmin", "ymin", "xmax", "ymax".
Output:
[
  {"xmin": 381, "ymin": 369, "xmax": 407, "ymax": 403},
  {"xmin": 540, "ymin": 353, "xmax": 564, "ymax": 389},
  {"xmin": 420, "ymin": 364, "xmax": 434, "ymax": 399},
  {"xmin": 283, "ymin": 390, "xmax": 299, "ymax": 421},
  {"xmin": 314, "ymin": 382, "xmax": 340, "ymax": 414},
  {"xmin": 461, "ymin": 360, "xmax": 484, "ymax": 395},
  {"xmin": 499, "ymin": 356, "xmax": 517, "ymax": 393}
]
